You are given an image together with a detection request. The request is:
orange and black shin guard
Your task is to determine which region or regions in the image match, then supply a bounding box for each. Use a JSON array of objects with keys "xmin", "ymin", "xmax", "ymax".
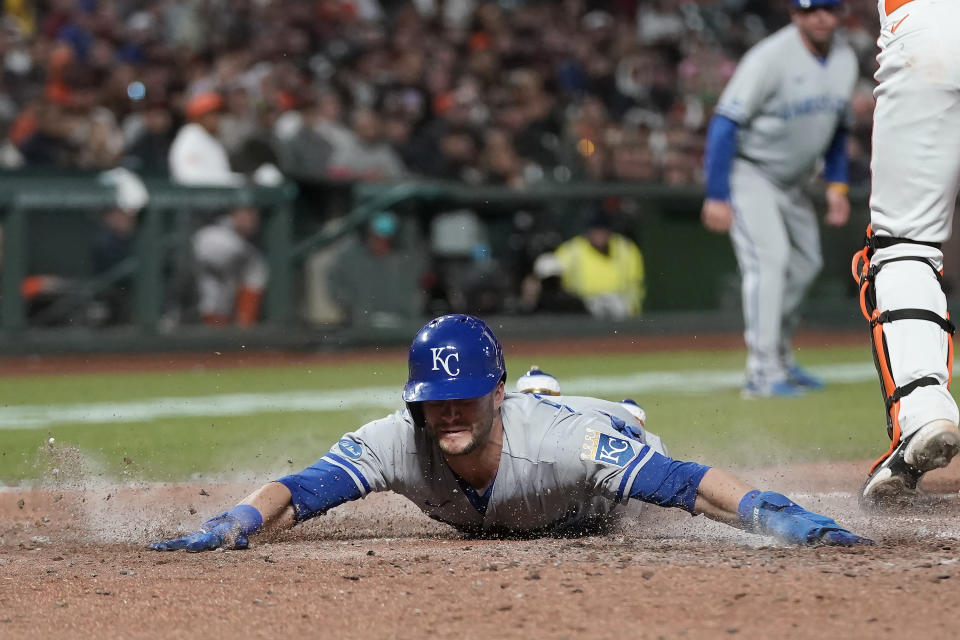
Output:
[
  {"xmin": 867, "ymin": 312, "xmax": 902, "ymax": 473},
  {"xmin": 853, "ymin": 225, "xmax": 956, "ymax": 472},
  {"xmin": 852, "ymin": 225, "xmax": 876, "ymax": 322}
]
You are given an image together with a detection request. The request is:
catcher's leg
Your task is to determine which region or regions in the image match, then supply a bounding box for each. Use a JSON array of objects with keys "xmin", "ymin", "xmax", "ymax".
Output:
[
  {"xmin": 855, "ymin": 243, "xmax": 960, "ymax": 508},
  {"xmin": 858, "ymin": 9, "xmax": 960, "ymax": 508}
]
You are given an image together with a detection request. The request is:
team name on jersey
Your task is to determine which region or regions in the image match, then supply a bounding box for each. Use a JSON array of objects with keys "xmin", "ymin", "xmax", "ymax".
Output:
[
  {"xmin": 581, "ymin": 427, "xmax": 635, "ymax": 468},
  {"xmin": 779, "ymin": 94, "xmax": 848, "ymax": 120}
]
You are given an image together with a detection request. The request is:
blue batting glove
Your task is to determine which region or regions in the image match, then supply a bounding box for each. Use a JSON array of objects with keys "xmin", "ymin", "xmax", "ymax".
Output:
[
  {"xmin": 819, "ymin": 530, "xmax": 872, "ymax": 546},
  {"xmin": 738, "ymin": 490, "xmax": 873, "ymax": 547},
  {"xmin": 148, "ymin": 523, "xmax": 247, "ymax": 552},
  {"xmin": 149, "ymin": 505, "xmax": 263, "ymax": 553}
]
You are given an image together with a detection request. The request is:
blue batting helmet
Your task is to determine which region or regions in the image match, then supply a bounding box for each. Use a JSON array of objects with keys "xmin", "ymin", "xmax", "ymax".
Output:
[
  {"xmin": 792, "ymin": 0, "xmax": 842, "ymax": 8},
  {"xmin": 403, "ymin": 314, "xmax": 506, "ymax": 403}
]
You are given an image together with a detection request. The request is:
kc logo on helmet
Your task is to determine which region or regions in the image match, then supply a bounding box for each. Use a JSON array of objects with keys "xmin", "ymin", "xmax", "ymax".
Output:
[{"xmin": 430, "ymin": 347, "xmax": 461, "ymax": 376}]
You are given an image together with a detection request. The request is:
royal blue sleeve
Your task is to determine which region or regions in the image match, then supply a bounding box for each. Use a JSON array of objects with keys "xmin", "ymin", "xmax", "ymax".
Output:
[
  {"xmin": 823, "ymin": 125, "xmax": 848, "ymax": 185},
  {"xmin": 276, "ymin": 455, "xmax": 367, "ymax": 522},
  {"xmin": 628, "ymin": 451, "xmax": 710, "ymax": 513},
  {"xmin": 703, "ymin": 114, "xmax": 739, "ymax": 201}
]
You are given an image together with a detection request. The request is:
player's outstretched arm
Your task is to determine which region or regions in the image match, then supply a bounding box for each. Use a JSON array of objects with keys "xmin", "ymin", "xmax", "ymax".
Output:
[
  {"xmin": 693, "ymin": 468, "xmax": 872, "ymax": 546},
  {"xmin": 149, "ymin": 481, "xmax": 294, "ymax": 552},
  {"xmin": 691, "ymin": 468, "xmax": 752, "ymax": 525}
]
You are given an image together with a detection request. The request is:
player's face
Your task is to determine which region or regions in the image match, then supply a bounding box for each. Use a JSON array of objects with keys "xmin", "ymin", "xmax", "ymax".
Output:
[
  {"xmin": 422, "ymin": 383, "xmax": 504, "ymax": 457},
  {"xmin": 792, "ymin": 6, "xmax": 840, "ymax": 51}
]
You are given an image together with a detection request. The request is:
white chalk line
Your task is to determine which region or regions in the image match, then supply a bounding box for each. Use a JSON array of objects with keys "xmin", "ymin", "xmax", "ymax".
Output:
[{"xmin": 0, "ymin": 360, "xmax": 893, "ymax": 430}]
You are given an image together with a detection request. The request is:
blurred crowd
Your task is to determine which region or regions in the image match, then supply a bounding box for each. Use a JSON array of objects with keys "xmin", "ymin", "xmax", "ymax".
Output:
[
  {"xmin": 0, "ymin": 0, "xmax": 890, "ymax": 329},
  {"xmin": 1, "ymin": 0, "xmax": 883, "ymax": 188}
]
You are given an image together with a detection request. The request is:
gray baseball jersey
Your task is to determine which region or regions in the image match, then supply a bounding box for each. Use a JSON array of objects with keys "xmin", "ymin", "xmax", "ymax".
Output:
[
  {"xmin": 715, "ymin": 24, "xmax": 858, "ymax": 187},
  {"xmin": 556, "ymin": 394, "xmax": 667, "ymax": 457},
  {"xmin": 711, "ymin": 24, "xmax": 857, "ymax": 389},
  {"xmin": 278, "ymin": 393, "xmax": 705, "ymax": 537}
]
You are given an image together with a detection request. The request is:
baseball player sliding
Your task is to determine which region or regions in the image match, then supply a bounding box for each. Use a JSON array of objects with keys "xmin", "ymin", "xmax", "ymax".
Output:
[
  {"xmin": 150, "ymin": 315, "xmax": 869, "ymax": 550},
  {"xmin": 702, "ymin": 0, "xmax": 857, "ymax": 397},
  {"xmin": 851, "ymin": 0, "xmax": 960, "ymax": 507}
]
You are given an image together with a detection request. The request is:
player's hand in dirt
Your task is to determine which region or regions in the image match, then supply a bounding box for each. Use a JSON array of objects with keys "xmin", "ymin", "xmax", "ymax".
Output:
[
  {"xmin": 824, "ymin": 185, "xmax": 851, "ymax": 227},
  {"xmin": 818, "ymin": 529, "xmax": 872, "ymax": 546},
  {"xmin": 701, "ymin": 199, "xmax": 734, "ymax": 233},
  {"xmin": 149, "ymin": 512, "xmax": 249, "ymax": 552},
  {"xmin": 740, "ymin": 491, "xmax": 873, "ymax": 547}
]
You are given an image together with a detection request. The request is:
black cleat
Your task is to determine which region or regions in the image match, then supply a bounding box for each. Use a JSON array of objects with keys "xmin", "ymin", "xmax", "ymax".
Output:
[{"xmin": 860, "ymin": 420, "xmax": 960, "ymax": 510}]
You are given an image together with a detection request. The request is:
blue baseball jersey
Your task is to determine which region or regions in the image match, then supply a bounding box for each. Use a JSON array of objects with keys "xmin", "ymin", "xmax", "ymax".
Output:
[{"xmin": 278, "ymin": 393, "xmax": 708, "ymax": 537}]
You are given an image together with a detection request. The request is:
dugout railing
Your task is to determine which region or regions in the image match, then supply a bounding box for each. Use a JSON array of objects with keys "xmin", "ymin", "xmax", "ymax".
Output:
[
  {"xmin": 0, "ymin": 176, "xmax": 872, "ymax": 352},
  {"xmin": 0, "ymin": 177, "xmax": 297, "ymax": 333}
]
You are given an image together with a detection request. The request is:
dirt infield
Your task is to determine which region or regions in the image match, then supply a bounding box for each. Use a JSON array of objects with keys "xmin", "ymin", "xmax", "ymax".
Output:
[
  {"xmin": 6, "ymin": 329, "xmax": 954, "ymax": 639},
  {"xmin": 3, "ymin": 459, "xmax": 960, "ymax": 639}
]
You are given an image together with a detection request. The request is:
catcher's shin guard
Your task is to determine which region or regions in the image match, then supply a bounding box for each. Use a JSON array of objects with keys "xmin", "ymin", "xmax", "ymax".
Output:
[{"xmin": 852, "ymin": 226, "xmax": 956, "ymax": 474}]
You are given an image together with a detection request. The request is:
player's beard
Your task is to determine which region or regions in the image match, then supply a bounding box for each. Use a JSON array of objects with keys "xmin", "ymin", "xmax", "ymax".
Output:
[
  {"xmin": 802, "ymin": 26, "xmax": 833, "ymax": 54},
  {"xmin": 794, "ymin": 12, "xmax": 837, "ymax": 57},
  {"xmin": 426, "ymin": 395, "xmax": 496, "ymax": 457}
]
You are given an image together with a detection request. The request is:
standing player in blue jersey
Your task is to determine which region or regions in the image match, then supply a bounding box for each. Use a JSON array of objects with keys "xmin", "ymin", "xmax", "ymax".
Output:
[
  {"xmin": 149, "ymin": 314, "xmax": 869, "ymax": 551},
  {"xmin": 701, "ymin": 0, "xmax": 858, "ymax": 397}
]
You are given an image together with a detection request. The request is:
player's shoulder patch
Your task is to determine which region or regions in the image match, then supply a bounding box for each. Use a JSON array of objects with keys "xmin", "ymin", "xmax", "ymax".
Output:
[
  {"xmin": 580, "ymin": 427, "xmax": 635, "ymax": 468},
  {"xmin": 337, "ymin": 437, "xmax": 364, "ymax": 460}
]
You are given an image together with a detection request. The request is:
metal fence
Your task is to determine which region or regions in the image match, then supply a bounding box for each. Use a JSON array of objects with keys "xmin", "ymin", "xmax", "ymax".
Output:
[
  {"xmin": 0, "ymin": 175, "xmax": 871, "ymax": 351},
  {"xmin": 0, "ymin": 177, "xmax": 297, "ymax": 332}
]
